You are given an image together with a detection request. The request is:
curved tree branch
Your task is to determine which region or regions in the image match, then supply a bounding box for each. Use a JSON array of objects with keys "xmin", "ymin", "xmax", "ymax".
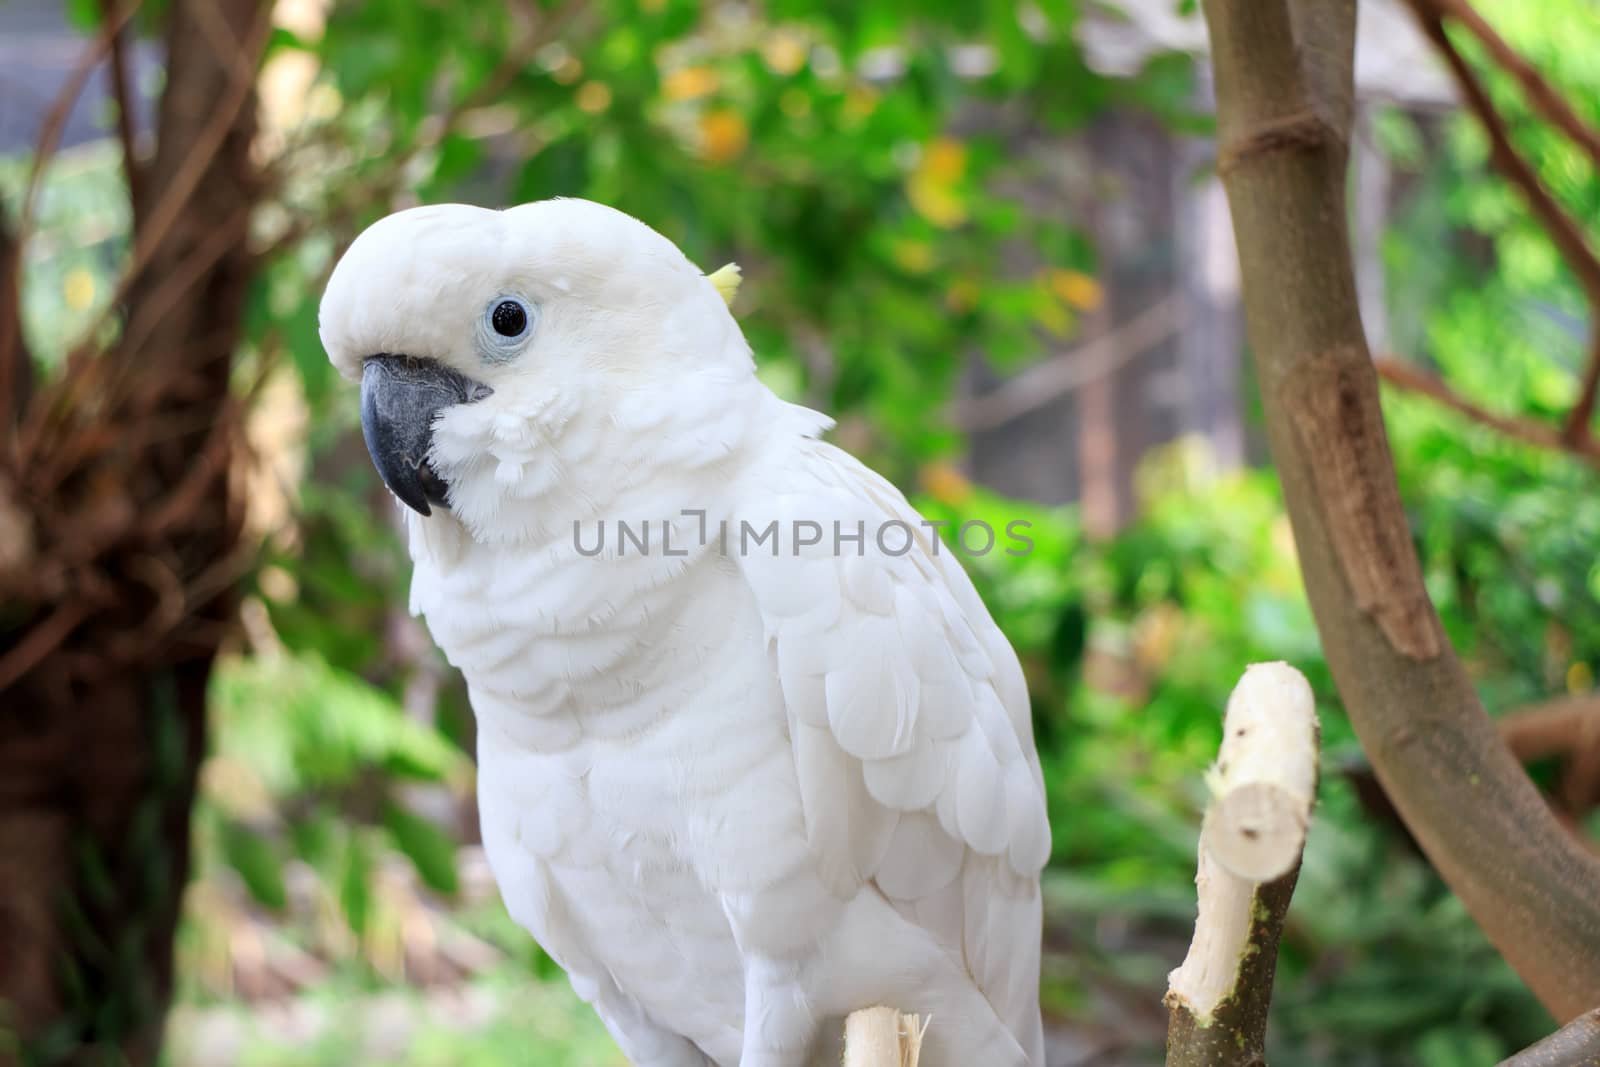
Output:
[
  {"xmin": 1498, "ymin": 1008, "xmax": 1600, "ymax": 1067},
  {"xmin": 1373, "ymin": 356, "xmax": 1600, "ymax": 469},
  {"xmin": 1202, "ymin": 0, "xmax": 1600, "ymax": 1020},
  {"xmin": 955, "ymin": 296, "xmax": 1182, "ymax": 432},
  {"xmin": 1498, "ymin": 697, "xmax": 1600, "ymax": 815},
  {"xmin": 0, "ymin": 207, "xmax": 31, "ymax": 429},
  {"xmin": 1401, "ymin": 0, "xmax": 1600, "ymax": 446},
  {"xmin": 1413, "ymin": 0, "xmax": 1600, "ymax": 179},
  {"xmin": 1499, "ymin": 696, "xmax": 1600, "ymax": 760},
  {"xmin": 11, "ymin": 0, "xmax": 142, "ymax": 260},
  {"xmin": 1403, "ymin": 3, "xmax": 1600, "ymax": 306},
  {"xmin": 101, "ymin": 0, "xmax": 145, "ymax": 231}
]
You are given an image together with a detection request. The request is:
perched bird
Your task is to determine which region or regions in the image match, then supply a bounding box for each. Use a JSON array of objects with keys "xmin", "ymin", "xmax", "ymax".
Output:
[{"xmin": 320, "ymin": 199, "xmax": 1051, "ymax": 1067}]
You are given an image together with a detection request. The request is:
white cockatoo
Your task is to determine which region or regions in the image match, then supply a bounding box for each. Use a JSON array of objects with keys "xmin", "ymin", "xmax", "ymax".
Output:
[{"xmin": 319, "ymin": 199, "xmax": 1051, "ymax": 1067}]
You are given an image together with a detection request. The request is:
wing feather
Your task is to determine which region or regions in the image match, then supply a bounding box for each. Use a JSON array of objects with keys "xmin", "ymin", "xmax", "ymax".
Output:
[
  {"xmin": 735, "ymin": 439, "xmax": 1050, "ymax": 1061},
  {"xmin": 791, "ymin": 719, "xmax": 899, "ymax": 897}
]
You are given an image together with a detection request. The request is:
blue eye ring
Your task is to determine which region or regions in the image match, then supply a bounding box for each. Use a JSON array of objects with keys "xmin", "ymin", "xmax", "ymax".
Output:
[{"xmin": 480, "ymin": 294, "xmax": 537, "ymax": 358}]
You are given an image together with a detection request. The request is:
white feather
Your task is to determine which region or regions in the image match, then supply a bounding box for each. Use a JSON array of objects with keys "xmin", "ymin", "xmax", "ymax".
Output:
[{"xmin": 320, "ymin": 198, "xmax": 1050, "ymax": 1067}]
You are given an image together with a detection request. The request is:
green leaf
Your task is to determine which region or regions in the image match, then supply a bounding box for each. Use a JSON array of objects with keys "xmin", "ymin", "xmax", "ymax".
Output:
[
  {"xmin": 64, "ymin": 0, "xmax": 101, "ymax": 30},
  {"xmin": 1415, "ymin": 1026, "xmax": 1507, "ymax": 1067},
  {"xmin": 341, "ymin": 830, "xmax": 375, "ymax": 936},
  {"xmin": 383, "ymin": 801, "xmax": 459, "ymax": 896},
  {"xmin": 221, "ymin": 823, "xmax": 288, "ymax": 911},
  {"xmin": 209, "ymin": 649, "xmax": 467, "ymax": 797}
]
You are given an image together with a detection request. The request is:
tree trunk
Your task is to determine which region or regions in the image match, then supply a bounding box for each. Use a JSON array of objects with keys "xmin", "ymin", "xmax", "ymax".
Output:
[
  {"xmin": 0, "ymin": 2, "xmax": 266, "ymax": 1063},
  {"xmin": 1202, "ymin": 0, "xmax": 1600, "ymax": 1019}
]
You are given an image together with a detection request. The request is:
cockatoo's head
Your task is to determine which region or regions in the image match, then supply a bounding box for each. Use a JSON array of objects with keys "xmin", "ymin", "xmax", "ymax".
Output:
[{"xmin": 319, "ymin": 198, "xmax": 753, "ymax": 529}]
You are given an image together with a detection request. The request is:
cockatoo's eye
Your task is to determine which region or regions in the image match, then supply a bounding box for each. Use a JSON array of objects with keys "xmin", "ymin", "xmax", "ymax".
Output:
[
  {"xmin": 491, "ymin": 300, "xmax": 528, "ymax": 337},
  {"xmin": 479, "ymin": 295, "xmax": 537, "ymax": 359}
]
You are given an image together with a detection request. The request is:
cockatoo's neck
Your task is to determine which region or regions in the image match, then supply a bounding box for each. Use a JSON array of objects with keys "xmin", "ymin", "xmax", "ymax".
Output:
[{"xmin": 408, "ymin": 368, "xmax": 831, "ymax": 561}]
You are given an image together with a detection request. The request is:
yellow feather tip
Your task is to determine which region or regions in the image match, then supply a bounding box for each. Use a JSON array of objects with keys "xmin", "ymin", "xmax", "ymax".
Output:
[{"xmin": 707, "ymin": 262, "xmax": 742, "ymax": 307}]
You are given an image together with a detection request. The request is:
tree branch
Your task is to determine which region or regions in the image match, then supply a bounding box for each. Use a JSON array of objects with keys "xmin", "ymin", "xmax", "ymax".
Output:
[
  {"xmin": 1402, "ymin": 0, "xmax": 1600, "ymax": 446},
  {"xmin": 16, "ymin": 0, "xmax": 272, "ymax": 467},
  {"xmin": 1373, "ymin": 356, "xmax": 1600, "ymax": 469},
  {"xmin": 1166, "ymin": 663, "xmax": 1319, "ymax": 1067},
  {"xmin": 1203, "ymin": 0, "xmax": 1600, "ymax": 1021},
  {"xmin": 0, "ymin": 0, "xmax": 141, "ymax": 421},
  {"xmin": 954, "ymin": 296, "xmax": 1182, "ymax": 432},
  {"xmin": 1499, "ymin": 696, "xmax": 1600, "ymax": 764},
  {"xmin": 117, "ymin": 4, "xmax": 270, "ymax": 315},
  {"xmin": 1498, "ymin": 697, "xmax": 1600, "ymax": 814},
  {"xmin": 1416, "ymin": 0, "xmax": 1600, "ymax": 175},
  {"xmin": 1404, "ymin": 3, "xmax": 1600, "ymax": 304},
  {"xmin": 1567, "ymin": 337, "xmax": 1600, "ymax": 447},
  {"xmin": 0, "ymin": 207, "xmax": 32, "ymax": 428},
  {"xmin": 1285, "ymin": 0, "xmax": 1356, "ymax": 158},
  {"xmin": 101, "ymin": 0, "xmax": 145, "ymax": 231},
  {"xmin": 1498, "ymin": 1007, "xmax": 1600, "ymax": 1067},
  {"xmin": 14, "ymin": 0, "xmax": 142, "ymax": 250},
  {"xmin": 1348, "ymin": 695, "xmax": 1600, "ymax": 858}
]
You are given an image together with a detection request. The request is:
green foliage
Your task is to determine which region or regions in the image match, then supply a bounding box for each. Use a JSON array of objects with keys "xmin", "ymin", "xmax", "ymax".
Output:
[
  {"xmin": 164, "ymin": 968, "xmax": 627, "ymax": 1067},
  {"xmin": 1381, "ymin": 0, "xmax": 1600, "ymax": 709},
  {"xmin": 920, "ymin": 447, "xmax": 1557, "ymax": 1063},
  {"xmin": 267, "ymin": 0, "xmax": 1202, "ymax": 472},
  {"xmin": 208, "ymin": 649, "xmax": 465, "ymax": 793},
  {"xmin": 381, "ymin": 802, "xmax": 460, "ymax": 897},
  {"xmin": 198, "ymin": 647, "xmax": 471, "ymax": 948},
  {"xmin": 219, "ymin": 824, "xmax": 290, "ymax": 912}
]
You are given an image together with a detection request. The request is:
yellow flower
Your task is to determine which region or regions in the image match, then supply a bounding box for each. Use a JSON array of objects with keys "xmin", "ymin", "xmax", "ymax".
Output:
[
  {"xmin": 698, "ymin": 108, "xmax": 749, "ymax": 163},
  {"xmin": 921, "ymin": 462, "xmax": 972, "ymax": 505},
  {"xmin": 1031, "ymin": 289, "xmax": 1075, "ymax": 337},
  {"xmin": 1568, "ymin": 660, "xmax": 1594, "ymax": 693},
  {"xmin": 63, "ymin": 267, "xmax": 95, "ymax": 311},
  {"xmin": 762, "ymin": 30, "xmax": 808, "ymax": 76},
  {"xmin": 906, "ymin": 137, "xmax": 968, "ymax": 229},
  {"xmin": 908, "ymin": 180, "xmax": 966, "ymax": 228},
  {"xmin": 921, "ymin": 138, "xmax": 967, "ymax": 182},
  {"xmin": 576, "ymin": 81, "xmax": 612, "ymax": 114},
  {"xmin": 891, "ymin": 239, "xmax": 934, "ymax": 274},
  {"xmin": 663, "ymin": 65, "xmax": 718, "ymax": 101},
  {"xmin": 1048, "ymin": 268, "xmax": 1104, "ymax": 311}
]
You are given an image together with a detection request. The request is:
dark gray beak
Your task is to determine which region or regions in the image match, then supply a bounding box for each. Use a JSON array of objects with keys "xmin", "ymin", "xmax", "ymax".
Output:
[{"xmin": 359, "ymin": 355, "xmax": 491, "ymax": 516}]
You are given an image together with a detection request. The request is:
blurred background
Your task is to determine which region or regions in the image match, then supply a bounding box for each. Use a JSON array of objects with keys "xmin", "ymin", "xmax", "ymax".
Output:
[{"xmin": 2, "ymin": 0, "xmax": 1598, "ymax": 1064}]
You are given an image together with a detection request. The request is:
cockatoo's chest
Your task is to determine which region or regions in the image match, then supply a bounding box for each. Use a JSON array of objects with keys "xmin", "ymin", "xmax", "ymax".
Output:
[
  {"xmin": 410, "ymin": 530, "xmax": 785, "ymax": 749},
  {"xmin": 408, "ymin": 535, "xmax": 818, "ymax": 1059}
]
